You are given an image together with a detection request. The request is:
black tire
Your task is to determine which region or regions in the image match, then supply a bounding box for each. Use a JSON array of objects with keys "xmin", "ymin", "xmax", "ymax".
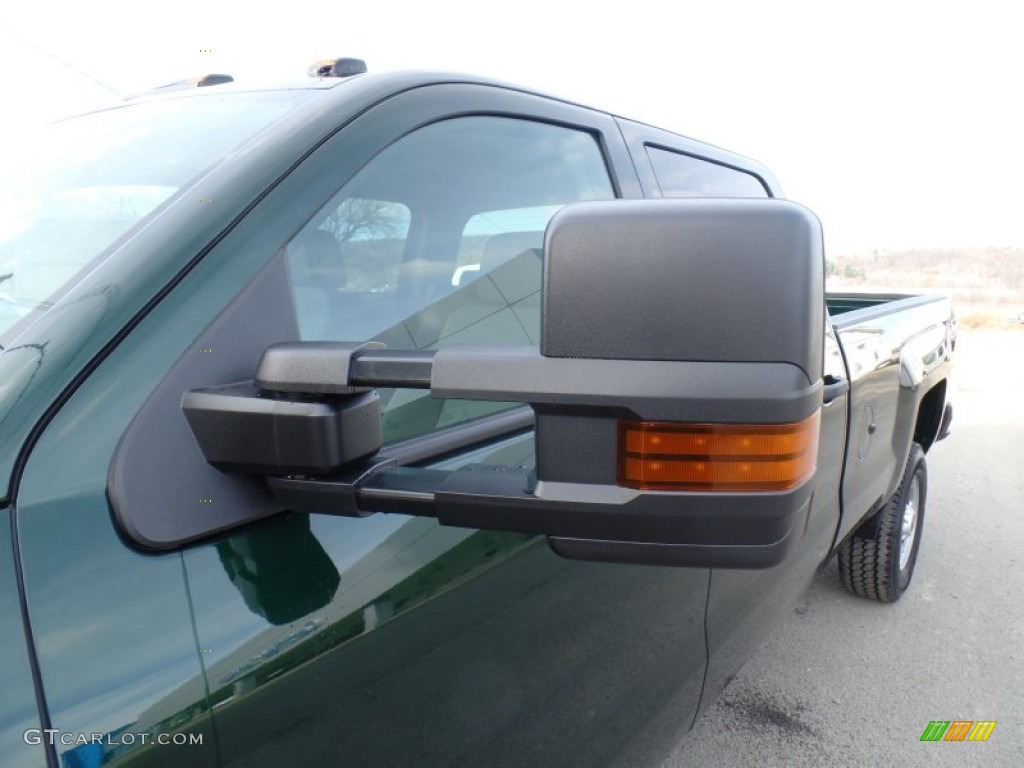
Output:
[{"xmin": 837, "ymin": 443, "xmax": 927, "ymax": 602}]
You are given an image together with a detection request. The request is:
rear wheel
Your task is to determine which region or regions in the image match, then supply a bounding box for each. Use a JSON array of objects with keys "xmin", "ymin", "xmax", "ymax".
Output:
[{"xmin": 837, "ymin": 443, "xmax": 927, "ymax": 602}]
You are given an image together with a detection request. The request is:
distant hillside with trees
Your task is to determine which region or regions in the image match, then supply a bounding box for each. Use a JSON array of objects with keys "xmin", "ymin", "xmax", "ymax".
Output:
[{"xmin": 826, "ymin": 247, "xmax": 1024, "ymax": 328}]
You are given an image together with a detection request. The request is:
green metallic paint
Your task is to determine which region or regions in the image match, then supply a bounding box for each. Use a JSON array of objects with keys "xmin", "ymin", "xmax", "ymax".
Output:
[
  {"xmin": 0, "ymin": 507, "xmax": 47, "ymax": 768},
  {"xmin": 14, "ymin": 497, "xmax": 218, "ymax": 767}
]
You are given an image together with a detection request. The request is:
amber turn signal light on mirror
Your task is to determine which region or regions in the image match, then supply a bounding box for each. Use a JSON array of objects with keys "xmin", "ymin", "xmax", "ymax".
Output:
[{"xmin": 618, "ymin": 413, "xmax": 820, "ymax": 492}]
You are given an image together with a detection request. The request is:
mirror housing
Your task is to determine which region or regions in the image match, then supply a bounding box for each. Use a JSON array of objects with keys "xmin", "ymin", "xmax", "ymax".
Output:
[{"xmin": 112, "ymin": 199, "xmax": 825, "ymax": 568}]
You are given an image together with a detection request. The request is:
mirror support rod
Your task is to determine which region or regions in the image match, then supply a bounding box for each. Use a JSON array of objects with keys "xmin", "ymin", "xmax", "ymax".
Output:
[
  {"xmin": 263, "ymin": 462, "xmax": 806, "ymax": 569},
  {"xmin": 255, "ymin": 342, "xmax": 436, "ymax": 395},
  {"xmin": 250, "ymin": 342, "xmax": 819, "ymax": 422}
]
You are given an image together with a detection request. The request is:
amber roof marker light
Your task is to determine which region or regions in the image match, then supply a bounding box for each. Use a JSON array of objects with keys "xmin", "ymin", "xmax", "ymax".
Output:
[{"xmin": 618, "ymin": 412, "xmax": 821, "ymax": 492}]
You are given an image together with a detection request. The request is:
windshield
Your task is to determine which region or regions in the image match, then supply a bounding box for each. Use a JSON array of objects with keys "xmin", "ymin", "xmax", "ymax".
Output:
[{"xmin": 0, "ymin": 91, "xmax": 315, "ymax": 342}]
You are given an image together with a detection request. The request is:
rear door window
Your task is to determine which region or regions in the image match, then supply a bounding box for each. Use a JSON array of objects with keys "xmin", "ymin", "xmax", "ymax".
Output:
[{"xmin": 646, "ymin": 145, "xmax": 768, "ymax": 197}]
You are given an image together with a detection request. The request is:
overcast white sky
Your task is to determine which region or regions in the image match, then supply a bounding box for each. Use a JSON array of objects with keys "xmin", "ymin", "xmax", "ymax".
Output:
[{"xmin": 1, "ymin": 0, "xmax": 1020, "ymax": 254}]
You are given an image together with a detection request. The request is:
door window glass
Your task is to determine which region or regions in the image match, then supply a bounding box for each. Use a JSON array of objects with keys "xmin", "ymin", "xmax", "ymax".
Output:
[
  {"xmin": 647, "ymin": 145, "xmax": 768, "ymax": 198},
  {"xmin": 285, "ymin": 116, "xmax": 615, "ymax": 441}
]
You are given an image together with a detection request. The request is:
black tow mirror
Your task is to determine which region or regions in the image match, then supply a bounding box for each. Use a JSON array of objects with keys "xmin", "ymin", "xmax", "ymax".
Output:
[{"xmin": 112, "ymin": 199, "xmax": 824, "ymax": 568}]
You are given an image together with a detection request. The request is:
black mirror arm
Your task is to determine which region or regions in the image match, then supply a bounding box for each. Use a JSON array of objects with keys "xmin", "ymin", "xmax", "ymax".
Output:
[{"xmin": 264, "ymin": 460, "xmax": 805, "ymax": 569}]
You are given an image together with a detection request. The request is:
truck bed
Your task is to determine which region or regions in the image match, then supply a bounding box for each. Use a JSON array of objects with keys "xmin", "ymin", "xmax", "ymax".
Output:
[
  {"xmin": 827, "ymin": 292, "xmax": 950, "ymax": 326},
  {"xmin": 826, "ymin": 291, "xmax": 953, "ymax": 545}
]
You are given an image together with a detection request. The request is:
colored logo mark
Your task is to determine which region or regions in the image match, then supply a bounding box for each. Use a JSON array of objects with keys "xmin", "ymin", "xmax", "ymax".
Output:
[{"xmin": 920, "ymin": 720, "xmax": 996, "ymax": 742}]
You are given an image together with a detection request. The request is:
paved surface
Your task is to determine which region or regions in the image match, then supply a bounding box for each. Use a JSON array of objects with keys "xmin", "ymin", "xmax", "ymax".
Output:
[{"xmin": 664, "ymin": 329, "xmax": 1024, "ymax": 767}]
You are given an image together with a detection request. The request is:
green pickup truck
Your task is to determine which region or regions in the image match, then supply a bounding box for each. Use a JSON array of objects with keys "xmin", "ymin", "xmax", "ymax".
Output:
[{"xmin": 0, "ymin": 62, "xmax": 953, "ymax": 767}]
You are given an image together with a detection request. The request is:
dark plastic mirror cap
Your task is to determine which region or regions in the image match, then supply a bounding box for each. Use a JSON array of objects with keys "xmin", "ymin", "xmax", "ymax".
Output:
[{"xmin": 542, "ymin": 198, "xmax": 824, "ymax": 382}]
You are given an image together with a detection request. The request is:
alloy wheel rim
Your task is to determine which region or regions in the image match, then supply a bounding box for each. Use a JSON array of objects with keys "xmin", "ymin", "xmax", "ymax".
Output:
[{"xmin": 898, "ymin": 476, "xmax": 920, "ymax": 571}]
